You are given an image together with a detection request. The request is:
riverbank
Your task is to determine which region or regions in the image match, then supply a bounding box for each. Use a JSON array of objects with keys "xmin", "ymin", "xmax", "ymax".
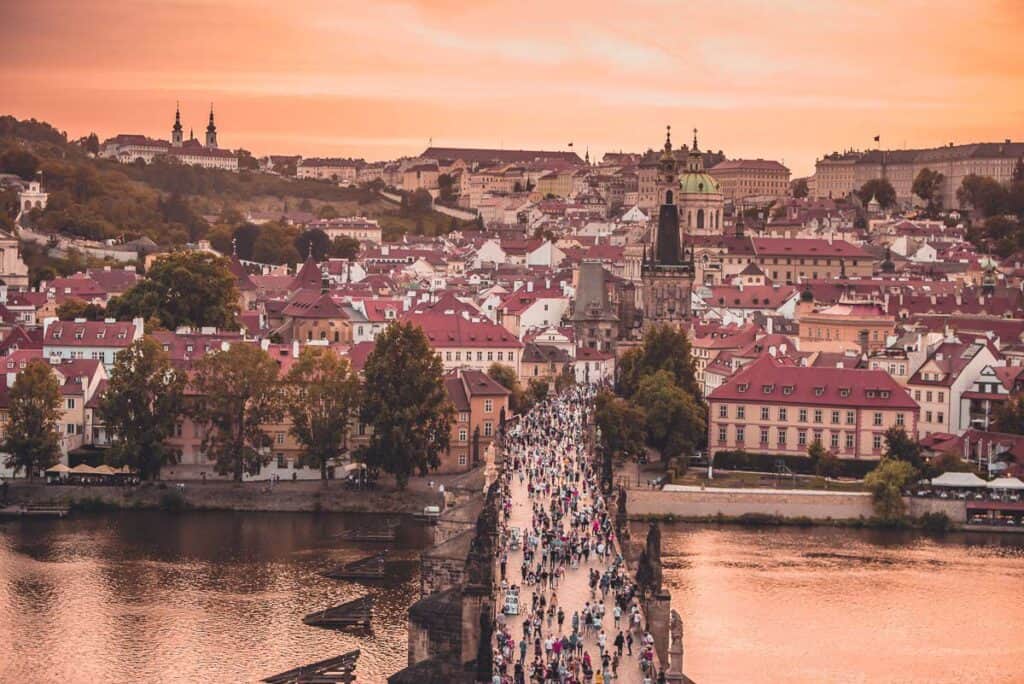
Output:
[{"xmin": 3, "ymin": 480, "xmax": 443, "ymax": 515}]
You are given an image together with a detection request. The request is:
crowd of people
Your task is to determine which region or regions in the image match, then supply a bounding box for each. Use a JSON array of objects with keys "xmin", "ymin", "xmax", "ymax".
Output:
[{"xmin": 489, "ymin": 386, "xmax": 665, "ymax": 684}]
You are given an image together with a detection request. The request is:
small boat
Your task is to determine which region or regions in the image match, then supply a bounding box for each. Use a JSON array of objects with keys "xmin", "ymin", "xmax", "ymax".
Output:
[
  {"xmin": 0, "ymin": 505, "xmax": 70, "ymax": 519},
  {"xmin": 302, "ymin": 596, "xmax": 373, "ymax": 631}
]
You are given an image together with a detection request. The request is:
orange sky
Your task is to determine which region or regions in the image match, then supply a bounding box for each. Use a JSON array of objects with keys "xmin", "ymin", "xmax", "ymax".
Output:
[{"xmin": 3, "ymin": 0, "xmax": 1023, "ymax": 176}]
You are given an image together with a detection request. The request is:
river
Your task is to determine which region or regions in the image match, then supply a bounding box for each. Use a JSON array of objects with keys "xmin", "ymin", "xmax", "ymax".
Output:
[
  {"xmin": 4, "ymin": 515, "xmax": 1023, "ymax": 684},
  {"xmin": 650, "ymin": 523, "xmax": 1024, "ymax": 684},
  {"xmin": 0, "ymin": 511, "xmax": 425, "ymax": 684}
]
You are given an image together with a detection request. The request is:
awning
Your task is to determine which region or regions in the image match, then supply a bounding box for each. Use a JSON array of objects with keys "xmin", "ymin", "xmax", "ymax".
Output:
[
  {"xmin": 46, "ymin": 464, "xmax": 72, "ymax": 473},
  {"xmin": 931, "ymin": 472, "xmax": 987, "ymax": 488},
  {"xmin": 93, "ymin": 465, "xmax": 119, "ymax": 475},
  {"xmin": 986, "ymin": 477, "xmax": 1024, "ymax": 490},
  {"xmin": 69, "ymin": 463, "xmax": 101, "ymax": 475}
]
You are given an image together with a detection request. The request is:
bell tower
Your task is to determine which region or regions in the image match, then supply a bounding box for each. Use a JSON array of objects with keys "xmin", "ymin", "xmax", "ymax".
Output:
[
  {"xmin": 171, "ymin": 102, "xmax": 183, "ymax": 147},
  {"xmin": 205, "ymin": 104, "xmax": 218, "ymax": 149}
]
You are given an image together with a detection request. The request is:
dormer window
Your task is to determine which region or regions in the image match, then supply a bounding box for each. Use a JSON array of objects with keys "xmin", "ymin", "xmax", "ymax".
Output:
[
  {"xmin": 839, "ymin": 388, "xmax": 850, "ymax": 398},
  {"xmin": 75, "ymin": 331, "xmax": 84, "ymax": 340},
  {"xmin": 737, "ymin": 383, "xmax": 749, "ymax": 393},
  {"xmin": 879, "ymin": 390, "xmax": 890, "ymax": 399},
  {"xmin": 782, "ymin": 385, "xmax": 794, "ymax": 395},
  {"xmin": 814, "ymin": 387, "xmax": 824, "ymax": 396},
  {"xmin": 762, "ymin": 384, "xmax": 775, "ymax": 394},
  {"xmin": 866, "ymin": 390, "xmax": 875, "ymax": 398}
]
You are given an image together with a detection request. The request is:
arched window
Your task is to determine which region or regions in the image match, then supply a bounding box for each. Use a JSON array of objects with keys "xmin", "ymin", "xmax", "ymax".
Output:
[
  {"xmin": 697, "ymin": 209, "xmax": 705, "ymax": 230},
  {"xmin": 665, "ymin": 190, "xmax": 673, "ymax": 205}
]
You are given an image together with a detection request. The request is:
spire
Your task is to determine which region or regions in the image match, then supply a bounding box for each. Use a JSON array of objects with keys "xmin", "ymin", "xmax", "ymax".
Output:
[
  {"xmin": 171, "ymin": 101, "xmax": 183, "ymax": 147},
  {"xmin": 208, "ymin": 103, "xmax": 215, "ymax": 129},
  {"xmin": 662, "ymin": 125, "xmax": 673, "ymax": 156},
  {"xmin": 204, "ymin": 103, "xmax": 218, "ymax": 149},
  {"xmin": 692, "ymin": 127, "xmax": 699, "ymax": 153}
]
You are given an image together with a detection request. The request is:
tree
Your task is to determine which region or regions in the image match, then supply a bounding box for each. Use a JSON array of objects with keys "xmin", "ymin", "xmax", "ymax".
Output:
[
  {"xmin": 929, "ymin": 451, "xmax": 972, "ymax": 478},
  {"xmin": 864, "ymin": 458, "xmax": 917, "ymax": 522},
  {"xmin": 357, "ymin": 322, "xmax": 454, "ymax": 488},
  {"xmin": 294, "ymin": 228, "xmax": 331, "ymax": 261},
  {"xmin": 107, "ymin": 251, "xmax": 239, "ymax": 330},
  {"xmin": 993, "ymin": 394, "xmax": 1024, "ymax": 434},
  {"xmin": 487, "ymin": 363, "xmax": 526, "ymax": 414},
  {"xmin": 856, "ymin": 178, "xmax": 897, "ymax": 209},
  {"xmin": 189, "ymin": 343, "xmax": 284, "ymax": 481},
  {"xmin": 594, "ymin": 389, "xmax": 645, "ymax": 458},
  {"xmin": 317, "ymin": 204, "xmax": 339, "ymax": 219},
  {"xmin": 791, "ymin": 178, "xmax": 809, "ymax": 199},
  {"xmin": 525, "ymin": 378, "xmax": 549, "ymax": 407},
  {"xmin": 284, "ymin": 347, "xmax": 360, "ymax": 483},
  {"xmin": 236, "ymin": 149, "xmax": 259, "ymax": 171},
  {"xmin": 56, "ymin": 298, "xmax": 106, "ymax": 321},
  {"xmin": 0, "ymin": 148, "xmax": 40, "ymax": 180},
  {"xmin": 957, "ymin": 174, "xmax": 1007, "ymax": 217},
  {"xmin": 84, "ymin": 133, "xmax": 100, "ymax": 156},
  {"xmin": 329, "ymin": 236, "xmax": 360, "ymax": 261},
  {"xmin": 634, "ymin": 370, "xmax": 706, "ymax": 462},
  {"xmin": 912, "ymin": 167, "xmax": 945, "ymax": 216},
  {"xmin": 617, "ymin": 324, "xmax": 701, "ymax": 399},
  {"xmin": 807, "ymin": 439, "xmax": 838, "ymax": 479},
  {"xmin": 252, "ymin": 222, "xmax": 301, "ymax": 265},
  {"xmin": 3, "ymin": 360, "xmax": 62, "ymax": 480},
  {"xmin": 883, "ymin": 427, "xmax": 924, "ymax": 470},
  {"xmin": 554, "ymin": 364, "xmax": 576, "ymax": 393},
  {"xmin": 437, "ymin": 173, "xmax": 457, "ymax": 204},
  {"xmin": 99, "ymin": 337, "xmax": 185, "ymax": 480},
  {"xmin": 232, "ymin": 223, "xmax": 262, "ymax": 259}
]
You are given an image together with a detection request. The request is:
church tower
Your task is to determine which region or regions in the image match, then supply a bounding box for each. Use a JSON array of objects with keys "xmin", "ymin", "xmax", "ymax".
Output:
[
  {"xmin": 171, "ymin": 102, "xmax": 183, "ymax": 147},
  {"xmin": 205, "ymin": 104, "xmax": 218, "ymax": 149},
  {"xmin": 641, "ymin": 126, "xmax": 695, "ymax": 327}
]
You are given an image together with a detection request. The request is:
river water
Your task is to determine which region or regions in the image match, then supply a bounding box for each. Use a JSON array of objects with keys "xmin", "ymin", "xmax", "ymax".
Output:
[
  {"xmin": 0, "ymin": 511, "xmax": 424, "ymax": 684},
  {"xmin": 4, "ymin": 514, "xmax": 1023, "ymax": 684},
  {"xmin": 650, "ymin": 523, "xmax": 1024, "ymax": 684}
]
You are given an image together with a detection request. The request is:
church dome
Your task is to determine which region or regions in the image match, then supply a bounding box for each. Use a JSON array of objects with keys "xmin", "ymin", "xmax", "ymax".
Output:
[{"xmin": 678, "ymin": 171, "xmax": 721, "ymax": 195}]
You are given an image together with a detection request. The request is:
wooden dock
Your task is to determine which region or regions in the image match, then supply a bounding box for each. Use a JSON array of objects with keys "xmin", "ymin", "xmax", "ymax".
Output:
[
  {"xmin": 0, "ymin": 505, "xmax": 70, "ymax": 519},
  {"xmin": 302, "ymin": 596, "xmax": 373, "ymax": 631},
  {"xmin": 339, "ymin": 525, "xmax": 397, "ymax": 542},
  {"xmin": 262, "ymin": 649, "xmax": 360, "ymax": 684}
]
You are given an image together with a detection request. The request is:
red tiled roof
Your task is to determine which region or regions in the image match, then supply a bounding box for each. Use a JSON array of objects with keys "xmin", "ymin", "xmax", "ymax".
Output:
[
  {"xmin": 43, "ymin": 321, "xmax": 137, "ymax": 348},
  {"xmin": 405, "ymin": 312, "xmax": 523, "ymax": 349},
  {"xmin": 708, "ymin": 355, "xmax": 918, "ymax": 409},
  {"xmin": 751, "ymin": 238, "xmax": 871, "ymax": 258}
]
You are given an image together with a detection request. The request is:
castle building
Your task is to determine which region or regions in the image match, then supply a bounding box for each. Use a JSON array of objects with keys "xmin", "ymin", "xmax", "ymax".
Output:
[
  {"xmin": 640, "ymin": 127, "xmax": 696, "ymax": 326},
  {"xmin": 676, "ymin": 129, "xmax": 724, "ymax": 236},
  {"xmin": 100, "ymin": 103, "xmax": 238, "ymax": 171}
]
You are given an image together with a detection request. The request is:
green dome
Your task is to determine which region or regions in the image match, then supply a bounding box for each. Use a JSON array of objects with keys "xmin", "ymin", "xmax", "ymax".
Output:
[{"xmin": 678, "ymin": 172, "xmax": 720, "ymax": 195}]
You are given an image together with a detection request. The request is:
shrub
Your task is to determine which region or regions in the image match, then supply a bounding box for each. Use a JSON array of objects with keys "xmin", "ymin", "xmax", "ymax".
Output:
[
  {"xmin": 158, "ymin": 490, "xmax": 189, "ymax": 513},
  {"xmin": 920, "ymin": 511, "xmax": 952, "ymax": 533},
  {"xmin": 712, "ymin": 450, "xmax": 877, "ymax": 479}
]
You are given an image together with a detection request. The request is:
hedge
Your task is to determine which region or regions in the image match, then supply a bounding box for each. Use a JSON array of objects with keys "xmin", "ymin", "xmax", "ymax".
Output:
[{"xmin": 711, "ymin": 450, "xmax": 877, "ymax": 479}]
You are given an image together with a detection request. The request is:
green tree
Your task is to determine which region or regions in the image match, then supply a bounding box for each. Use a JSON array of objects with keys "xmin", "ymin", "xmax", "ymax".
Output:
[
  {"xmin": 357, "ymin": 321, "xmax": 454, "ymax": 488},
  {"xmin": 189, "ymin": 343, "xmax": 284, "ymax": 481},
  {"xmin": 84, "ymin": 133, "xmax": 100, "ymax": 156},
  {"xmin": 236, "ymin": 149, "xmax": 259, "ymax": 171},
  {"xmin": 912, "ymin": 167, "xmax": 945, "ymax": 216},
  {"xmin": 634, "ymin": 370, "xmax": 706, "ymax": 462},
  {"xmin": 883, "ymin": 427, "xmax": 924, "ymax": 470},
  {"xmin": 252, "ymin": 222, "xmax": 300, "ymax": 265},
  {"xmin": 0, "ymin": 148, "xmax": 40, "ymax": 180},
  {"xmin": 317, "ymin": 204, "xmax": 339, "ymax": 219},
  {"xmin": 791, "ymin": 178, "xmax": 809, "ymax": 199},
  {"xmin": 856, "ymin": 178, "xmax": 897, "ymax": 209},
  {"xmin": 992, "ymin": 394, "xmax": 1024, "ymax": 434},
  {"xmin": 957, "ymin": 174, "xmax": 1007, "ymax": 217},
  {"xmin": 617, "ymin": 324, "xmax": 701, "ymax": 399},
  {"xmin": 865, "ymin": 458, "xmax": 917, "ymax": 522},
  {"xmin": 99, "ymin": 337, "xmax": 185, "ymax": 480},
  {"xmin": 107, "ymin": 251, "xmax": 239, "ymax": 330},
  {"xmin": 3, "ymin": 360, "xmax": 62, "ymax": 480},
  {"xmin": 487, "ymin": 363, "xmax": 526, "ymax": 414},
  {"xmin": 525, "ymin": 378, "xmax": 549, "ymax": 407},
  {"xmin": 329, "ymin": 236, "xmax": 361, "ymax": 261},
  {"xmin": 285, "ymin": 347, "xmax": 360, "ymax": 483},
  {"xmin": 554, "ymin": 364, "xmax": 576, "ymax": 393},
  {"xmin": 294, "ymin": 228, "xmax": 331, "ymax": 261},
  {"xmin": 231, "ymin": 223, "xmax": 261, "ymax": 259},
  {"xmin": 55, "ymin": 298, "xmax": 106, "ymax": 321},
  {"xmin": 594, "ymin": 389, "xmax": 645, "ymax": 458},
  {"xmin": 807, "ymin": 439, "xmax": 838, "ymax": 479},
  {"xmin": 437, "ymin": 173, "xmax": 457, "ymax": 204}
]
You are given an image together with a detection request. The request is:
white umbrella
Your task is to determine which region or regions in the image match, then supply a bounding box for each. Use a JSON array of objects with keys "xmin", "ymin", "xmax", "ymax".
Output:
[
  {"xmin": 986, "ymin": 477, "xmax": 1024, "ymax": 490},
  {"xmin": 931, "ymin": 472, "xmax": 987, "ymax": 488}
]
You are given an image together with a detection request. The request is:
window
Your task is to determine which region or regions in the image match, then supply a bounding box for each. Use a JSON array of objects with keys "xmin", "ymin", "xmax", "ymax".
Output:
[
  {"xmin": 872, "ymin": 434, "xmax": 882, "ymax": 450},
  {"xmin": 870, "ymin": 412, "xmax": 882, "ymax": 426},
  {"xmin": 926, "ymin": 391, "xmax": 933, "ymax": 403},
  {"xmin": 508, "ymin": 353, "xmax": 514, "ymax": 363},
  {"xmin": 66, "ymin": 398, "xmax": 76, "ymax": 410},
  {"xmin": 277, "ymin": 454, "xmax": 287, "ymax": 468},
  {"xmin": 487, "ymin": 352, "xmax": 493, "ymax": 361},
  {"xmin": 477, "ymin": 352, "xmax": 483, "ymax": 361},
  {"xmin": 937, "ymin": 392, "xmax": 944, "ymax": 402},
  {"xmin": 777, "ymin": 428, "xmax": 787, "ymax": 447},
  {"xmin": 718, "ymin": 404, "xmax": 728, "ymax": 418},
  {"xmin": 778, "ymin": 408, "xmax": 787, "ymax": 421},
  {"xmin": 830, "ymin": 433, "xmax": 839, "ymax": 449},
  {"xmin": 736, "ymin": 426, "xmax": 745, "ymax": 443},
  {"xmin": 760, "ymin": 407, "xmax": 770, "ymax": 421},
  {"xmin": 831, "ymin": 410, "xmax": 840, "ymax": 424},
  {"xmin": 66, "ymin": 423, "xmax": 76, "ymax": 435},
  {"xmin": 799, "ymin": 409, "xmax": 808, "ymax": 423},
  {"xmin": 459, "ymin": 428, "xmax": 468, "ymax": 441},
  {"xmin": 459, "ymin": 411, "xmax": 469, "ymax": 423},
  {"xmin": 896, "ymin": 413, "xmax": 905, "ymax": 427},
  {"xmin": 718, "ymin": 426, "xmax": 727, "ymax": 443},
  {"xmin": 484, "ymin": 399, "xmax": 493, "ymax": 413},
  {"xmin": 813, "ymin": 409, "xmax": 822, "ymax": 423},
  {"xmin": 736, "ymin": 406, "xmax": 746, "ymax": 420},
  {"xmin": 798, "ymin": 430, "xmax": 807, "ymax": 446},
  {"xmin": 813, "ymin": 430, "xmax": 823, "ymax": 444},
  {"xmin": 845, "ymin": 433, "xmax": 854, "ymax": 450},
  {"xmin": 458, "ymin": 454, "xmax": 468, "ymax": 466},
  {"xmin": 446, "ymin": 351, "xmax": 452, "ymax": 361},
  {"xmin": 484, "ymin": 422, "xmax": 493, "ymax": 437},
  {"xmin": 760, "ymin": 428, "xmax": 769, "ymax": 444},
  {"xmin": 936, "ymin": 412, "xmax": 944, "ymax": 424},
  {"xmin": 914, "ymin": 390, "xmax": 921, "ymax": 401},
  {"xmin": 925, "ymin": 411, "xmax": 933, "ymax": 422},
  {"xmin": 846, "ymin": 410, "xmax": 855, "ymax": 425}
]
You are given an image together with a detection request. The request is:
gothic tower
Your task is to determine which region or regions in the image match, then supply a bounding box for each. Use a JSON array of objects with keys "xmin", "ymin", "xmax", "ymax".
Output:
[
  {"xmin": 205, "ymin": 104, "xmax": 218, "ymax": 149},
  {"xmin": 171, "ymin": 102, "xmax": 183, "ymax": 147},
  {"xmin": 641, "ymin": 126, "xmax": 695, "ymax": 327}
]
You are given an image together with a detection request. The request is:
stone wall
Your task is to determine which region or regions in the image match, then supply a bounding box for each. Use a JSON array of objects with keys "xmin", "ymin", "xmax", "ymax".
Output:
[
  {"xmin": 906, "ymin": 496, "xmax": 967, "ymax": 523},
  {"xmin": 629, "ymin": 485, "xmax": 875, "ymax": 520},
  {"xmin": 420, "ymin": 529, "xmax": 473, "ymax": 597}
]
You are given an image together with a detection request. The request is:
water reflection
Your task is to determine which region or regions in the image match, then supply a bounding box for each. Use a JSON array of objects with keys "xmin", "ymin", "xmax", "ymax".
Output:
[
  {"xmin": 0, "ymin": 512, "xmax": 423, "ymax": 683},
  {"xmin": 643, "ymin": 523, "xmax": 1024, "ymax": 684}
]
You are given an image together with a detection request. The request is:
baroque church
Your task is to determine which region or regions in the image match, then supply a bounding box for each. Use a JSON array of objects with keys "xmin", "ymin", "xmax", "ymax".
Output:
[{"xmin": 640, "ymin": 126, "xmax": 722, "ymax": 326}]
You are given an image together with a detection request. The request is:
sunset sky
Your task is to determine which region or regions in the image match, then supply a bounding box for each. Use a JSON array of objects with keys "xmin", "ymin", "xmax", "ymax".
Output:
[{"xmin": 3, "ymin": 0, "xmax": 1022, "ymax": 176}]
